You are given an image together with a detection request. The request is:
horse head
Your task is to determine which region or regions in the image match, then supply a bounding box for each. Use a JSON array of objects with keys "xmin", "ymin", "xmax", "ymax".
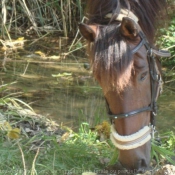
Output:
[{"xmin": 79, "ymin": 0, "xmax": 170, "ymax": 173}]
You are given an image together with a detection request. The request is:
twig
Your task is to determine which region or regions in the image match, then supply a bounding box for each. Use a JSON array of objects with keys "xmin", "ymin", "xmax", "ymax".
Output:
[
  {"xmin": 69, "ymin": 16, "xmax": 86, "ymax": 51},
  {"xmin": 29, "ymin": 33, "xmax": 50, "ymax": 45},
  {"xmin": 165, "ymin": 44, "xmax": 175, "ymax": 50},
  {"xmin": 60, "ymin": 0, "xmax": 67, "ymax": 37},
  {"xmin": 18, "ymin": 142, "xmax": 27, "ymax": 175},
  {"xmin": 66, "ymin": 45, "xmax": 86, "ymax": 55},
  {"xmin": 23, "ymin": 61, "xmax": 30, "ymax": 75},
  {"xmin": 52, "ymin": 151, "xmax": 56, "ymax": 173},
  {"xmin": 2, "ymin": 0, "xmax": 7, "ymax": 26},
  {"xmin": 18, "ymin": 0, "xmax": 40, "ymax": 36},
  {"xmin": 165, "ymin": 79, "xmax": 175, "ymax": 83},
  {"xmin": 31, "ymin": 148, "xmax": 40, "ymax": 175}
]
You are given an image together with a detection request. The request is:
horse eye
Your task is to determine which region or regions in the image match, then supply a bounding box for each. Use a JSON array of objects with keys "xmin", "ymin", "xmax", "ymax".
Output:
[{"xmin": 140, "ymin": 71, "xmax": 148, "ymax": 81}]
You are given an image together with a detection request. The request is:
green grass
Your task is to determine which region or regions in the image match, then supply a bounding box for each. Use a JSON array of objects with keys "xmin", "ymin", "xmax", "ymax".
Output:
[
  {"xmin": 157, "ymin": 14, "xmax": 175, "ymax": 68},
  {"xmin": 151, "ymin": 131, "xmax": 175, "ymax": 167},
  {"xmin": 0, "ymin": 84, "xmax": 175, "ymax": 175},
  {"xmin": 0, "ymin": 85, "xmax": 114, "ymax": 175},
  {"xmin": 0, "ymin": 123, "xmax": 114, "ymax": 175},
  {"xmin": 1, "ymin": 109, "xmax": 175, "ymax": 175}
]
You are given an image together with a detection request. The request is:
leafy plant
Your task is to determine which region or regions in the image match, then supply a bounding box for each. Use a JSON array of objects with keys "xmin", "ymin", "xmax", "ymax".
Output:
[
  {"xmin": 151, "ymin": 131, "xmax": 175, "ymax": 165},
  {"xmin": 157, "ymin": 16, "xmax": 175, "ymax": 67},
  {"xmin": 0, "ymin": 82, "xmax": 34, "ymax": 111},
  {"xmin": 1, "ymin": 0, "xmax": 85, "ymax": 38}
]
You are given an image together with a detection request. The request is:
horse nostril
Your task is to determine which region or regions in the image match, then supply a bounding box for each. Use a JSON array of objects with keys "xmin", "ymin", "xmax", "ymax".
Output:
[{"xmin": 137, "ymin": 159, "xmax": 148, "ymax": 173}]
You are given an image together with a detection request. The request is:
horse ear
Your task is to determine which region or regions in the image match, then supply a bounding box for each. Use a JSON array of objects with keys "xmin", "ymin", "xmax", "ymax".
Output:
[
  {"xmin": 79, "ymin": 23, "xmax": 97, "ymax": 42},
  {"xmin": 120, "ymin": 17, "xmax": 139, "ymax": 40}
]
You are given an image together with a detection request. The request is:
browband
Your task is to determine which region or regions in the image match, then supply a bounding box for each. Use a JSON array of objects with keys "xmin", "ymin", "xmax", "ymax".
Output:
[{"xmin": 105, "ymin": 9, "xmax": 139, "ymax": 22}]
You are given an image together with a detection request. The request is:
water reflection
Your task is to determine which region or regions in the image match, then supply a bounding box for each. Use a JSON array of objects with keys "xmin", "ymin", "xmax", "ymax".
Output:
[{"xmin": 1, "ymin": 58, "xmax": 107, "ymax": 130}]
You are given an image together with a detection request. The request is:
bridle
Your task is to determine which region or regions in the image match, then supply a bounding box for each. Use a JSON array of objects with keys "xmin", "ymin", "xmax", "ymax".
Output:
[
  {"xmin": 108, "ymin": 30, "xmax": 170, "ymax": 150},
  {"xmin": 105, "ymin": 12, "xmax": 171, "ymax": 150},
  {"xmin": 108, "ymin": 31, "xmax": 169, "ymax": 124}
]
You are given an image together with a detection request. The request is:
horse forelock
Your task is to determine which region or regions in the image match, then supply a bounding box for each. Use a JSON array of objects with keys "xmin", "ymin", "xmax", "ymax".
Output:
[
  {"xmin": 85, "ymin": 0, "xmax": 167, "ymax": 93},
  {"xmin": 89, "ymin": 25, "xmax": 133, "ymax": 93}
]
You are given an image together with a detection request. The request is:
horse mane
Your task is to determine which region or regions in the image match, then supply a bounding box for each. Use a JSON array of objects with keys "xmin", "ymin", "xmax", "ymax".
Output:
[{"xmin": 85, "ymin": 0, "xmax": 167, "ymax": 93}]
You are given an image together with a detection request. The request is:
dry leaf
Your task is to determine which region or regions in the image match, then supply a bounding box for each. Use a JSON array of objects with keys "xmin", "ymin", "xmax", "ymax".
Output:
[
  {"xmin": 17, "ymin": 37, "xmax": 24, "ymax": 41},
  {"xmin": 95, "ymin": 121, "xmax": 110, "ymax": 140},
  {"xmin": 35, "ymin": 51, "xmax": 45, "ymax": 57},
  {"xmin": 61, "ymin": 132, "xmax": 70, "ymax": 141},
  {"xmin": 7, "ymin": 128, "xmax": 20, "ymax": 139},
  {"xmin": 3, "ymin": 122, "xmax": 12, "ymax": 131}
]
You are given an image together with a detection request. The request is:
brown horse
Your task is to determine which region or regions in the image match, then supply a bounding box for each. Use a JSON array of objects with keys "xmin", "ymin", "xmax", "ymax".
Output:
[{"xmin": 79, "ymin": 0, "xmax": 170, "ymax": 174}]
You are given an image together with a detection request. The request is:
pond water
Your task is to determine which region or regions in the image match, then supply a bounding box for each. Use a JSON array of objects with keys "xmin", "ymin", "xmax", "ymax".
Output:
[
  {"xmin": 0, "ymin": 53, "xmax": 107, "ymax": 130},
  {"xmin": 0, "ymin": 39, "xmax": 175, "ymax": 132}
]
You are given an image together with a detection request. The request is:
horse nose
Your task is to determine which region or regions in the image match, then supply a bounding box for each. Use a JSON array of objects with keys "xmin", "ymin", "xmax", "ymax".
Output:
[{"xmin": 136, "ymin": 159, "xmax": 150, "ymax": 173}]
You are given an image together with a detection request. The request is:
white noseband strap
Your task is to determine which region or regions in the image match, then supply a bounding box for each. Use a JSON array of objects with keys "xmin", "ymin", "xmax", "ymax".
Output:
[{"xmin": 110, "ymin": 124, "xmax": 151, "ymax": 150}]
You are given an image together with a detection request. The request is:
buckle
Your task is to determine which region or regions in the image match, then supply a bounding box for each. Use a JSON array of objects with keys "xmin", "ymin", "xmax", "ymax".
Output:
[{"xmin": 151, "ymin": 125, "xmax": 155, "ymax": 139}]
